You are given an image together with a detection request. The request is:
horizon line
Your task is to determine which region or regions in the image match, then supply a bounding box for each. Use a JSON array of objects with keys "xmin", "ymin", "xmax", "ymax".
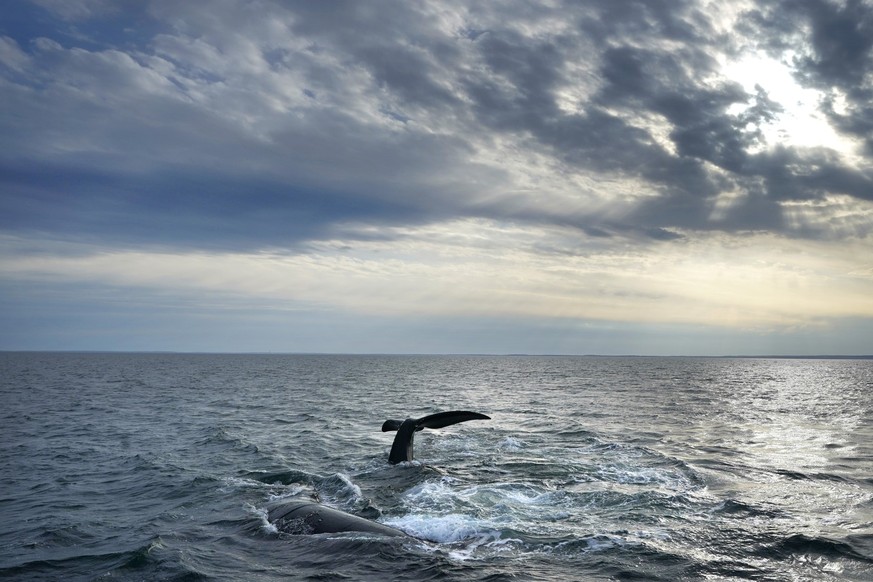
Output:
[{"xmin": 2, "ymin": 350, "xmax": 872, "ymax": 360}]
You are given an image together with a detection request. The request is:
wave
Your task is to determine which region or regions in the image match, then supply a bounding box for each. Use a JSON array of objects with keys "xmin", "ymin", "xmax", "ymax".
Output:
[
  {"xmin": 773, "ymin": 467, "xmax": 861, "ymax": 485},
  {"xmin": 712, "ymin": 498, "xmax": 788, "ymax": 519},
  {"xmin": 0, "ymin": 536, "xmax": 209, "ymax": 582},
  {"xmin": 760, "ymin": 533, "xmax": 873, "ymax": 564},
  {"xmin": 196, "ymin": 426, "xmax": 260, "ymax": 454},
  {"xmin": 243, "ymin": 468, "xmax": 315, "ymax": 486}
]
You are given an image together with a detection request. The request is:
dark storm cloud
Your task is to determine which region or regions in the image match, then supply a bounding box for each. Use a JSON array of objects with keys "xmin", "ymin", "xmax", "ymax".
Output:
[
  {"xmin": 1, "ymin": 0, "xmax": 871, "ymax": 251},
  {"xmin": 0, "ymin": 159, "xmax": 437, "ymax": 249},
  {"xmin": 453, "ymin": 12, "xmax": 764, "ymax": 234}
]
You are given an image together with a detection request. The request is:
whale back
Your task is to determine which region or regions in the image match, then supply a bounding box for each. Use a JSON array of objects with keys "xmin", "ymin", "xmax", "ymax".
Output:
[{"xmin": 268, "ymin": 501, "xmax": 406, "ymax": 537}]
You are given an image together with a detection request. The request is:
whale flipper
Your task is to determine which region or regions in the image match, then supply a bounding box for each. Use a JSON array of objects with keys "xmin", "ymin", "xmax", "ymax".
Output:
[{"xmin": 382, "ymin": 410, "xmax": 490, "ymax": 464}]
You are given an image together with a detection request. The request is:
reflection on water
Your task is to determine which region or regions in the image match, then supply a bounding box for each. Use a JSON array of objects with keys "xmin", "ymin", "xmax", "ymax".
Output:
[
  {"xmin": 702, "ymin": 359, "xmax": 872, "ymax": 538},
  {"xmin": 740, "ymin": 362, "xmax": 860, "ymax": 469}
]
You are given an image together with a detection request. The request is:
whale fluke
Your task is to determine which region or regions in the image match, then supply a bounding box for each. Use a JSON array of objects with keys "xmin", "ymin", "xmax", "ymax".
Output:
[
  {"xmin": 381, "ymin": 419, "xmax": 404, "ymax": 432},
  {"xmin": 382, "ymin": 410, "xmax": 490, "ymax": 464}
]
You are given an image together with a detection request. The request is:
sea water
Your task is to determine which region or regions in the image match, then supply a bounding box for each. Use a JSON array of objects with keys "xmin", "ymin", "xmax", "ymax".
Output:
[{"xmin": 1, "ymin": 353, "xmax": 871, "ymax": 580}]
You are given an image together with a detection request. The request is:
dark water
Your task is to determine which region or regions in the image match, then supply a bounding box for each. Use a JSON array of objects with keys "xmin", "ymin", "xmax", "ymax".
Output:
[{"xmin": 1, "ymin": 353, "xmax": 871, "ymax": 581}]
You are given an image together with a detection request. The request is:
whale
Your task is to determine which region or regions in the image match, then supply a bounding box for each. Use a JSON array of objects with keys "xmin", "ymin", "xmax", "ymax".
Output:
[
  {"xmin": 267, "ymin": 410, "xmax": 490, "ymax": 537},
  {"xmin": 267, "ymin": 499, "xmax": 408, "ymax": 537}
]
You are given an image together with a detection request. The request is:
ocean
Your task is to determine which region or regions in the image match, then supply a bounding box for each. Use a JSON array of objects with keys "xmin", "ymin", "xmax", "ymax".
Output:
[{"xmin": 1, "ymin": 353, "xmax": 871, "ymax": 581}]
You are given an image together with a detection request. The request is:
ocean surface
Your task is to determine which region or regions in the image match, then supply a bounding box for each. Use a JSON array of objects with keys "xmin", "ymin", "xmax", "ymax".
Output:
[{"xmin": 1, "ymin": 353, "xmax": 872, "ymax": 581}]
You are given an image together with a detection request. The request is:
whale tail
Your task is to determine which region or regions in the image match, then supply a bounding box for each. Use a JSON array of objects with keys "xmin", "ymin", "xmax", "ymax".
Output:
[{"xmin": 382, "ymin": 411, "xmax": 490, "ymax": 464}]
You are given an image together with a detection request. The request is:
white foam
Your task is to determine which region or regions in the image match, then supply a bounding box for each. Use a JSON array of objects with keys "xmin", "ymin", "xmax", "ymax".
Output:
[
  {"xmin": 331, "ymin": 472, "xmax": 362, "ymax": 500},
  {"xmin": 221, "ymin": 475, "xmax": 272, "ymax": 491},
  {"xmin": 393, "ymin": 459, "xmax": 424, "ymax": 468},
  {"xmin": 266, "ymin": 484, "xmax": 306, "ymax": 501},
  {"xmin": 446, "ymin": 530, "xmax": 510, "ymax": 561},
  {"xmin": 245, "ymin": 503, "xmax": 278, "ymax": 534},
  {"xmin": 401, "ymin": 479, "xmax": 459, "ymax": 512},
  {"xmin": 383, "ymin": 513, "xmax": 495, "ymax": 544},
  {"xmin": 497, "ymin": 485, "xmax": 556, "ymax": 506},
  {"xmin": 595, "ymin": 464, "xmax": 692, "ymax": 491},
  {"xmin": 499, "ymin": 436, "xmax": 525, "ymax": 451}
]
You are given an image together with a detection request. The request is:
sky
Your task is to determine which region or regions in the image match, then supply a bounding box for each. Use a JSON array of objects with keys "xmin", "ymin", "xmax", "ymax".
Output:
[{"xmin": 1, "ymin": 0, "xmax": 872, "ymax": 355}]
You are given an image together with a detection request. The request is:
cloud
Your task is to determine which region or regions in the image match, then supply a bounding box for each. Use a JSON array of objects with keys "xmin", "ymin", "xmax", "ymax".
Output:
[
  {"xmin": 29, "ymin": 0, "xmax": 121, "ymax": 21},
  {"xmin": 4, "ymin": 224, "xmax": 872, "ymax": 330},
  {"xmin": 2, "ymin": 0, "xmax": 871, "ymax": 253},
  {"xmin": 743, "ymin": 0, "xmax": 873, "ymax": 153},
  {"xmin": 1, "ymin": 0, "xmax": 872, "ymax": 352}
]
